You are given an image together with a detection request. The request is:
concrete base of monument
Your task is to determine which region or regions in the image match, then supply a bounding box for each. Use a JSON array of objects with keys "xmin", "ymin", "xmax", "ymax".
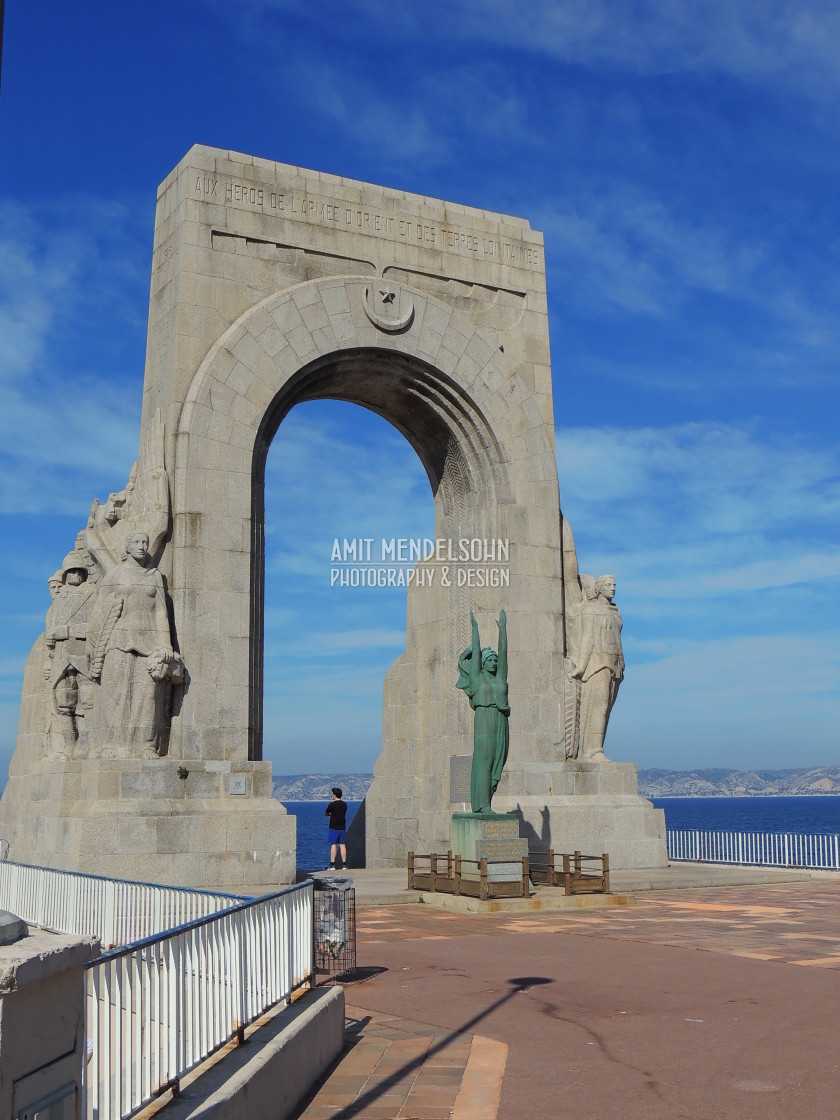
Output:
[
  {"xmin": 493, "ymin": 759, "xmax": 669, "ymax": 871},
  {"xmin": 450, "ymin": 811, "xmax": 528, "ymax": 882},
  {"xmin": 0, "ymin": 758, "xmax": 296, "ymax": 891}
]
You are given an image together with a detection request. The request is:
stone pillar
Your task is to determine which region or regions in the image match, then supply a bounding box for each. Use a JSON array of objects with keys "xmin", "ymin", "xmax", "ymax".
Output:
[{"xmin": 0, "ymin": 921, "xmax": 98, "ymax": 1119}]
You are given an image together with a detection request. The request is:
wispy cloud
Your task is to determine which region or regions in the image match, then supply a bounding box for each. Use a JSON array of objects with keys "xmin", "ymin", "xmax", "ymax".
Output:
[
  {"xmin": 558, "ymin": 420, "xmax": 840, "ymax": 757},
  {"xmin": 265, "ymin": 402, "xmax": 434, "ymax": 581},
  {"xmin": 537, "ymin": 184, "xmax": 840, "ymax": 381},
  {"xmin": 266, "ymin": 627, "xmax": 406, "ymax": 659},
  {"xmin": 610, "ymin": 631, "xmax": 840, "ymax": 768},
  {"xmin": 560, "ymin": 421, "xmax": 840, "ymax": 618},
  {"xmin": 539, "ymin": 186, "xmax": 770, "ymax": 318},
  {"xmin": 232, "ymin": 0, "xmax": 840, "ymax": 99},
  {"xmin": 558, "ymin": 422, "xmax": 840, "ymax": 548},
  {"xmin": 0, "ymin": 197, "xmax": 149, "ymax": 515},
  {"xmin": 261, "ymin": 401, "xmax": 432, "ymax": 772}
]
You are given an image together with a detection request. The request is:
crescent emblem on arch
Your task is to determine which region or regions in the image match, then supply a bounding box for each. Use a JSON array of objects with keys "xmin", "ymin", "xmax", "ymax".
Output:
[{"xmin": 363, "ymin": 282, "xmax": 415, "ymax": 332}]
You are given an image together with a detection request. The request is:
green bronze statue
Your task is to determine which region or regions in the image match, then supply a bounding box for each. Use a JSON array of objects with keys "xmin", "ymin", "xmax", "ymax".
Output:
[{"xmin": 456, "ymin": 609, "xmax": 510, "ymax": 814}]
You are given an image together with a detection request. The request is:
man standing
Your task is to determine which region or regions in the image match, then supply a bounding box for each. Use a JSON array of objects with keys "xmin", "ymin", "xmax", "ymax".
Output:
[{"xmin": 325, "ymin": 787, "xmax": 348, "ymax": 870}]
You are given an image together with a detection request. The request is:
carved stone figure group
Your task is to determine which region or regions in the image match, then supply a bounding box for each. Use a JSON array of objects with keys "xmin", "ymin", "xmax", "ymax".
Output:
[
  {"xmin": 38, "ymin": 417, "xmax": 184, "ymax": 762},
  {"xmin": 41, "ymin": 524, "xmax": 183, "ymax": 761},
  {"xmin": 42, "ymin": 528, "xmax": 183, "ymax": 761}
]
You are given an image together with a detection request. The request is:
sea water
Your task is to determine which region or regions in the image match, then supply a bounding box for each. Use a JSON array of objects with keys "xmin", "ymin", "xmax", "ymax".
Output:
[
  {"xmin": 652, "ymin": 796, "xmax": 840, "ymax": 835},
  {"xmin": 285, "ymin": 800, "xmax": 362, "ymax": 872},
  {"xmin": 284, "ymin": 796, "xmax": 840, "ymax": 872}
]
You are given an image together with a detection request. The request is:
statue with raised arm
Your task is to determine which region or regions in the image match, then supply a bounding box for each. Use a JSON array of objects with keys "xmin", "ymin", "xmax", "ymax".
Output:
[
  {"xmin": 87, "ymin": 530, "xmax": 183, "ymax": 759},
  {"xmin": 85, "ymin": 410, "xmax": 170, "ymax": 576},
  {"xmin": 457, "ymin": 609, "xmax": 510, "ymax": 814},
  {"xmin": 568, "ymin": 575, "xmax": 624, "ymax": 761}
]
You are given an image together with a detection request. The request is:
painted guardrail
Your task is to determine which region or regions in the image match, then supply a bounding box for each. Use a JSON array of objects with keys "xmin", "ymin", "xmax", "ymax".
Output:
[
  {"xmin": 84, "ymin": 881, "xmax": 314, "ymax": 1120},
  {"xmin": 667, "ymin": 829, "xmax": 840, "ymax": 870},
  {"xmin": 0, "ymin": 858, "xmax": 315, "ymax": 1120},
  {"xmin": 0, "ymin": 858, "xmax": 246, "ymax": 947}
]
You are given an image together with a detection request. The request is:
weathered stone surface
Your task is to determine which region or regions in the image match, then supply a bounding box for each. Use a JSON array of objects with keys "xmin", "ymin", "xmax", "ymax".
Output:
[
  {"xmin": 495, "ymin": 761, "xmax": 667, "ymax": 870},
  {"xmin": 0, "ymin": 930, "xmax": 97, "ymax": 994},
  {"xmin": 0, "ymin": 912, "xmax": 27, "ymax": 947},
  {"xmin": 565, "ymin": 574, "xmax": 624, "ymax": 761},
  {"xmin": 0, "ymin": 930, "xmax": 98, "ymax": 1120},
  {"xmin": 0, "ymin": 759, "xmax": 295, "ymax": 890},
  {"xmin": 0, "ymin": 146, "xmax": 667, "ymax": 882},
  {"xmin": 450, "ymin": 812, "xmax": 527, "ymax": 883}
]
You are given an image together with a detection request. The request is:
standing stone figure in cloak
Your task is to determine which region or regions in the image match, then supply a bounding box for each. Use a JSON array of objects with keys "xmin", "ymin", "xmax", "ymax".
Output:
[
  {"xmin": 568, "ymin": 575, "xmax": 624, "ymax": 760},
  {"xmin": 87, "ymin": 530, "xmax": 180, "ymax": 759},
  {"xmin": 457, "ymin": 609, "xmax": 510, "ymax": 814}
]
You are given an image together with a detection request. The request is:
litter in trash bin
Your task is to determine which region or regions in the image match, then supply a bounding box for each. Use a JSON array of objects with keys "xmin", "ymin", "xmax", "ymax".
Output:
[{"xmin": 310, "ymin": 875, "xmax": 356, "ymax": 981}]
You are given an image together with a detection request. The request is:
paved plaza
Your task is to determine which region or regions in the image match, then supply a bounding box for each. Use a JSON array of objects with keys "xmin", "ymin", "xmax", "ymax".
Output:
[{"xmin": 294, "ymin": 879, "xmax": 840, "ymax": 1119}]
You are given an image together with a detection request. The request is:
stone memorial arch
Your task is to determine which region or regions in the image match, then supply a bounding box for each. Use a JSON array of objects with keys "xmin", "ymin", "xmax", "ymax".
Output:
[{"xmin": 0, "ymin": 147, "xmax": 666, "ymax": 889}]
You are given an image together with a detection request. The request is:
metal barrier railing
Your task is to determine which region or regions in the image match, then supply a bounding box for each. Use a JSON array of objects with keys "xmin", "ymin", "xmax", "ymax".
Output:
[
  {"xmin": 84, "ymin": 880, "xmax": 314, "ymax": 1120},
  {"xmin": 0, "ymin": 858, "xmax": 246, "ymax": 947},
  {"xmin": 667, "ymin": 829, "xmax": 840, "ymax": 870}
]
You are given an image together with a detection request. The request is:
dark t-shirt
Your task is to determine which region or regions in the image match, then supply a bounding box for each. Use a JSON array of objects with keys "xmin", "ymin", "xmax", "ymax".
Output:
[{"xmin": 325, "ymin": 799, "xmax": 347, "ymax": 831}]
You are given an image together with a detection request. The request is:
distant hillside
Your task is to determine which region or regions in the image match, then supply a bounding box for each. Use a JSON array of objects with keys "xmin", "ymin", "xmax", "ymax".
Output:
[
  {"xmin": 272, "ymin": 774, "xmax": 373, "ymax": 802},
  {"xmin": 638, "ymin": 767, "xmax": 840, "ymax": 797},
  {"xmin": 273, "ymin": 767, "xmax": 840, "ymax": 801}
]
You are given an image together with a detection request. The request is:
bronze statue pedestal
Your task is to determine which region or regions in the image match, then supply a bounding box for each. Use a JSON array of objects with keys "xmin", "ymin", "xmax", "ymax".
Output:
[{"xmin": 450, "ymin": 812, "xmax": 527, "ymax": 883}]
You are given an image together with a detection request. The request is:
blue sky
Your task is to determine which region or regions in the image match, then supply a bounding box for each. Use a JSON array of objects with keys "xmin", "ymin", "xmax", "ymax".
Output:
[{"xmin": 1, "ymin": 0, "xmax": 838, "ymax": 779}]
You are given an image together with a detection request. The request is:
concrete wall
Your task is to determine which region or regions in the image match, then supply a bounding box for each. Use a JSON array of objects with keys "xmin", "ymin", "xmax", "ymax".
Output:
[
  {"xmin": 150, "ymin": 985, "xmax": 345, "ymax": 1120},
  {"xmin": 0, "ymin": 928, "xmax": 98, "ymax": 1120}
]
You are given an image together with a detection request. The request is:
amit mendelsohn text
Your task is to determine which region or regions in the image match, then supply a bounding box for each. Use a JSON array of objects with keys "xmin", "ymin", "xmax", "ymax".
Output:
[
  {"xmin": 332, "ymin": 538, "xmax": 509, "ymax": 563},
  {"xmin": 330, "ymin": 538, "xmax": 510, "ymax": 589}
]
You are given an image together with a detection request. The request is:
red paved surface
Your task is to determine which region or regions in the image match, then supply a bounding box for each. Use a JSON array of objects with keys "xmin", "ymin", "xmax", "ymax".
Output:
[{"xmin": 294, "ymin": 882, "xmax": 840, "ymax": 1119}]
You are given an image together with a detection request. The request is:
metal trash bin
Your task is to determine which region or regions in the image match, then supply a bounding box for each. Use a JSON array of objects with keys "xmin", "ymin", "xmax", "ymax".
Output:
[{"xmin": 311, "ymin": 875, "xmax": 356, "ymax": 981}]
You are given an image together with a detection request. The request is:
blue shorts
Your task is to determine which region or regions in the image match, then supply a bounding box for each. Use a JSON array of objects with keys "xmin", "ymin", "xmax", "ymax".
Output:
[{"xmin": 328, "ymin": 829, "xmax": 346, "ymax": 845}]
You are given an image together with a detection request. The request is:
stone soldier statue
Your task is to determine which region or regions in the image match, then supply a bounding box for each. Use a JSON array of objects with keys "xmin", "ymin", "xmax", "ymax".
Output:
[
  {"xmin": 44, "ymin": 550, "xmax": 97, "ymax": 759},
  {"xmin": 568, "ymin": 575, "xmax": 624, "ymax": 761}
]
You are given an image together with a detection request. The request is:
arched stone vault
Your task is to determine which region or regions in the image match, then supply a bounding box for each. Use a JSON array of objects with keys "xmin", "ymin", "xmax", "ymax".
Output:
[
  {"xmin": 167, "ymin": 257, "xmax": 570, "ymax": 864},
  {"xmin": 171, "ymin": 276, "xmax": 550, "ymax": 763}
]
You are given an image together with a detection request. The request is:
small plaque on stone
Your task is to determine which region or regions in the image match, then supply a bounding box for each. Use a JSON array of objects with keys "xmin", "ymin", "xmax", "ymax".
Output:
[{"xmin": 449, "ymin": 756, "xmax": 472, "ymax": 804}]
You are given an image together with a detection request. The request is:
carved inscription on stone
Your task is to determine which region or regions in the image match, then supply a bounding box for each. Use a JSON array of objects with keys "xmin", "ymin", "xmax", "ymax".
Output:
[
  {"xmin": 193, "ymin": 171, "xmax": 542, "ymax": 269},
  {"xmin": 450, "ymin": 755, "xmax": 473, "ymax": 803},
  {"xmin": 481, "ymin": 819, "xmax": 518, "ymax": 839},
  {"xmin": 477, "ymin": 838, "xmax": 528, "ymax": 860}
]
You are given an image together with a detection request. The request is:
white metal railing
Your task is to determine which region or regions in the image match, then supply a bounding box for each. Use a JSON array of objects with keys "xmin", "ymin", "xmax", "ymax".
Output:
[
  {"xmin": 667, "ymin": 829, "xmax": 840, "ymax": 870},
  {"xmin": 0, "ymin": 859, "xmax": 247, "ymax": 947},
  {"xmin": 84, "ymin": 881, "xmax": 314, "ymax": 1120}
]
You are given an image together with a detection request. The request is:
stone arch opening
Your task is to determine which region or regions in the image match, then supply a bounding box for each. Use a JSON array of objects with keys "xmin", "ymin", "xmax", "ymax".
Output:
[
  {"xmin": 260, "ymin": 399, "xmax": 435, "ymax": 779},
  {"xmin": 250, "ymin": 347, "xmax": 512, "ymax": 760},
  {"xmin": 170, "ymin": 276, "xmax": 527, "ymax": 772}
]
